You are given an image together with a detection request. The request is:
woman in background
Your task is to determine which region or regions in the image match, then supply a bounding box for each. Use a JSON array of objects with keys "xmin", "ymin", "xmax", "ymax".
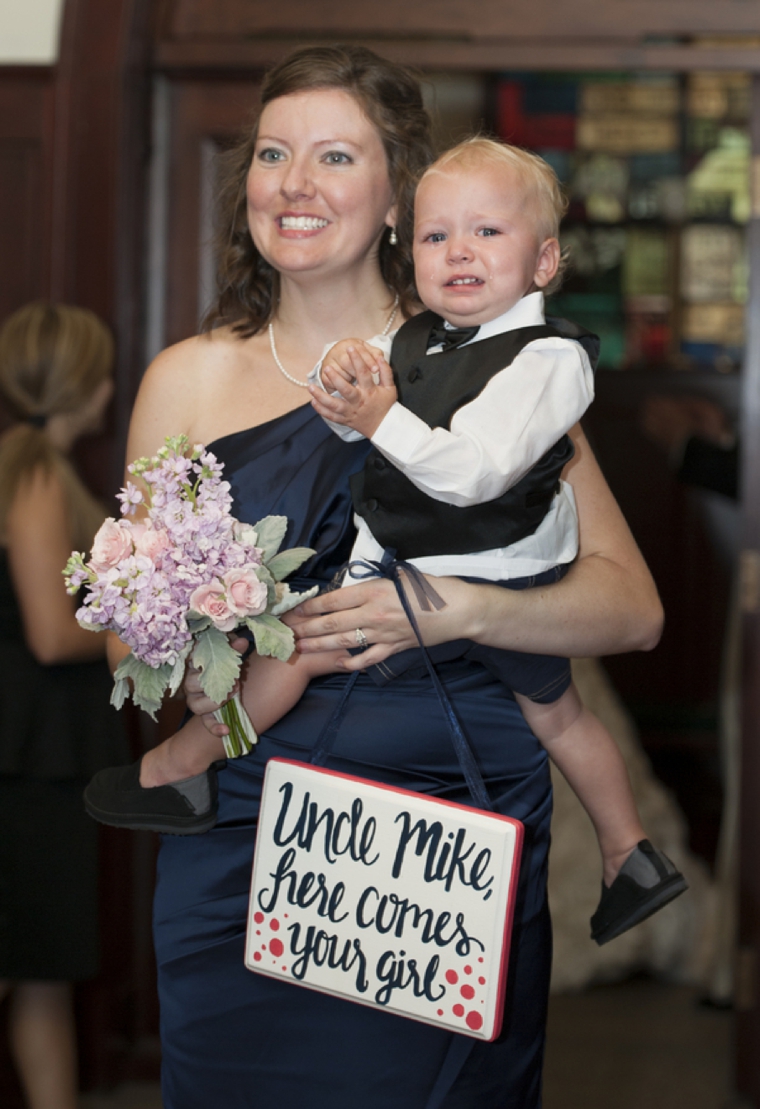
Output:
[{"xmin": 0, "ymin": 303, "xmax": 126, "ymax": 1109}]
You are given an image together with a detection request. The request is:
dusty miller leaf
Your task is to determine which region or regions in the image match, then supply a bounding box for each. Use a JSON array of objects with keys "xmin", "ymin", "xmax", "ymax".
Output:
[
  {"xmin": 191, "ymin": 626, "xmax": 243, "ymax": 705},
  {"xmin": 245, "ymin": 613, "xmax": 296, "ymax": 661},
  {"xmin": 251, "ymin": 516, "xmax": 288, "ymax": 561},
  {"xmin": 270, "ymin": 583, "xmax": 319, "ymax": 617},
  {"xmin": 113, "ymin": 652, "xmax": 172, "ymax": 720},
  {"xmin": 186, "ymin": 612, "xmax": 212, "ymax": 635},
  {"xmin": 266, "ymin": 547, "xmax": 315, "ymax": 582},
  {"xmin": 110, "ymin": 676, "xmax": 130, "ymax": 712},
  {"xmin": 168, "ymin": 641, "xmax": 194, "ymax": 698}
]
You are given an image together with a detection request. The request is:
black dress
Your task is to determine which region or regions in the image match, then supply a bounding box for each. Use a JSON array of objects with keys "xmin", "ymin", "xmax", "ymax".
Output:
[{"xmin": 0, "ymin": 549, "xmax": 128, "ymax": 979}]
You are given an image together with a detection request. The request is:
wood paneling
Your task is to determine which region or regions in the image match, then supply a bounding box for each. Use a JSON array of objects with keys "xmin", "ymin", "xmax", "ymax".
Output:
[
  {"xmin": 160, "ymin": 78, "xmax": 260, "ymax": 348},
  {"xmin": 0, "ymin": 70, "xmax": 54, "ymax": 324},
  {"xmin": 165, "ymin": 0, "xmax": 760, "ymax": 40},
  {"xmin": 156, "ymin": 38, "xmax": 760, "ymax": 74}
]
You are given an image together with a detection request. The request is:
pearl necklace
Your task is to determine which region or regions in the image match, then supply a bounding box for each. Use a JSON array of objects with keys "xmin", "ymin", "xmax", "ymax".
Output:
[{"xmin": 268, "ymin": 294, "xmax": 400, "ymax": 388}]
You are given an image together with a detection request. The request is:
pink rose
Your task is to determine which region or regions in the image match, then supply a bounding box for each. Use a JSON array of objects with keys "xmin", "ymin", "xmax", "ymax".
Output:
[
  {"xmin": 223, "ymin": 568, "xmax": 268, "ymax": 617},
  {"xmin": 132, "ymin": 524, "xmax": 171, "ymax": 563},
  {"xmin": 189, "ymin": 581, "xmax": 237, "ymax": 632},
  {"xmin": 90, "ymin": 518, "xmax": 133, "ymax": 571}
]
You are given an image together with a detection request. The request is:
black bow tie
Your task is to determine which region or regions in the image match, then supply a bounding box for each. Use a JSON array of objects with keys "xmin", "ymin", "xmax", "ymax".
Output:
[{"xmin": 427, "ymin": 322, "xmax": 480, "ymax": 352}]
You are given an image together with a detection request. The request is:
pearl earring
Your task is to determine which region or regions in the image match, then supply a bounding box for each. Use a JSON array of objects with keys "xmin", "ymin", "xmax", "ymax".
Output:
[{"xmin": 388, "ymin": 227, "xmax": 398, "ymax": 246}]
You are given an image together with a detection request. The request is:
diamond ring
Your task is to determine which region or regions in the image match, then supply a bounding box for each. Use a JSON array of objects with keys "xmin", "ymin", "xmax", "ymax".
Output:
[{"xmin": 355, "ymin": 627, "xmax": 368, "ymax": 648}]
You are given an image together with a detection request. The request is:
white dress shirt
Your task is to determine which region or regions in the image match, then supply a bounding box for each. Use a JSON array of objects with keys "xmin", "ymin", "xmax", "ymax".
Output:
[{"xmin": 311, "ymin": 291, "xmax": 594, "ymax": 582}]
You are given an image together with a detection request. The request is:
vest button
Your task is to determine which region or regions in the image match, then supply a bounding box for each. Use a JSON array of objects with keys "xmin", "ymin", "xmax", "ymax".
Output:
[
  {"xmin": 373, "ymin": 456, "xmax": 387, "ymax": 471},
  {"xmin": 365, "ymin": 498, "xmax": 379, "ymax": 512},
  {"xmin": 407, "ymin": 365, "xmax": 422, "ymax": 383}
]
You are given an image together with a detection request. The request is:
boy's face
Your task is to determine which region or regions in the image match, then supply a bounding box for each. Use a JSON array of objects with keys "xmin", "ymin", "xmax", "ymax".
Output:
[{"xmin": 412, "ymin": 163, "xmax": 559, "ymax": 327}]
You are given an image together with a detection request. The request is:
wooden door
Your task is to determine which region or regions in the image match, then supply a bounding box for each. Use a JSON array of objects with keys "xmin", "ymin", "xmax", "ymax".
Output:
[{"xmin": 148, "ymin": 77, "xmax": 261, "ymax": 356}]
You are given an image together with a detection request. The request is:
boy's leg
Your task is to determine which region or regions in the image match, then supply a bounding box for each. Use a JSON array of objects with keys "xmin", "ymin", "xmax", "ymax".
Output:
[
  {"xmin": 83, "ymin": 648, "xmax": 345, "ymax": 835},
  {"xmin": 518, "ymin": 684, "xmax": 687, "ymax": 944},
  {"xmin": 237, "ymin": 648, "xmax": 345, "ymax": 736},
  {"xmin": 517, "ymin": 685, "xmax": 644, "ymax": 886}
]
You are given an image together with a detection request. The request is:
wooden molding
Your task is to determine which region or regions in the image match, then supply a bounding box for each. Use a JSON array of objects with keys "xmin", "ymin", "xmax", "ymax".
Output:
[
  {"xmin": 164, "ymin": 0, "xmax": 760, "ymax": 40},
  {"xmin": 156, "ymin": 36, "xmax": 760, "ymax": 73}
]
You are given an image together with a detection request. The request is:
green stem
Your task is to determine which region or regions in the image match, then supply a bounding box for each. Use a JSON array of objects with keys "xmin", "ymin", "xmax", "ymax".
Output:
[{"xmin": 217, "ymin": 693, "xmax": 258, "ymax": 759}]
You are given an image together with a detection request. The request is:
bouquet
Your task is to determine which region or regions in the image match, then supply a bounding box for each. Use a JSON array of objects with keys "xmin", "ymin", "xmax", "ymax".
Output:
[{"xmin": 63, "ymin": 435, "xmax": 317, "ymax": 758}]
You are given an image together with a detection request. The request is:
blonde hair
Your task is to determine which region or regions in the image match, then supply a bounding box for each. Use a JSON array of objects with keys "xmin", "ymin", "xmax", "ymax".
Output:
[
  {"xmin": 419, "ymin": 137, "xmax": 569, "ymax": 292},
  {"xmin": 0, "ymin": 303, "xmax": 114, "ymax": 550}
]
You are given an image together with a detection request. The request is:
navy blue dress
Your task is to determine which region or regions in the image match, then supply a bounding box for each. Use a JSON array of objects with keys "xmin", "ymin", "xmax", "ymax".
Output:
[{"xmin": 153, "ymin": 406, "xmax": 553, "ymax": 1108}]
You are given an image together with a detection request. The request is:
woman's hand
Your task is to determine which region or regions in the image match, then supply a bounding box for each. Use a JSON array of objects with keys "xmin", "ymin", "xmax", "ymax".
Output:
[
  {"xmin": 287, "ymin": 574, "xmax": 483, "ymax": 671},
  {"xmin": 183, "ymin": 635, "xmax": 248, "ymax": 736}
]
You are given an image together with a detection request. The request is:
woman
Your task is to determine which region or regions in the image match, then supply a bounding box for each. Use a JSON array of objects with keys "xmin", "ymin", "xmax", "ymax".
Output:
[
  {"xmin": 0, "ymin": 303, "xmax": 126, "ymax": 1109},
  {"xmin": 122, "ymin": 46, "xmax": 661, "ymax": 1108}
]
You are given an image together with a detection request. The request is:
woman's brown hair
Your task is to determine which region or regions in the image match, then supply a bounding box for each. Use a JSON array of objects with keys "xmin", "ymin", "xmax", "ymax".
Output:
[
  {"xmin": 203, "ymin": 44, "xmax": 434, "ymax": 337},
  {"xmin": 0, "ymin": 302, "xmax": 114, "ymax": 550}
]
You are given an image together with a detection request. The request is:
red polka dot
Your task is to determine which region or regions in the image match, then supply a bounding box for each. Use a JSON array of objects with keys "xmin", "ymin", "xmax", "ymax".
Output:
[
  {"xmin": 253, "ymin": 952, "xmax": 262, "ymax": 962},
  {"xmin": 437, "ymin": 1009, "xmax": 444, "ymax": 1016},
  {"xmin": 466, "ymin": 1011, "xmax": 483, "ymax": 1031},
  {"xmin": 261, "ymin": 944, "xmax": 267, "ymax": 950},
  {"xmin": 464, "ymin": 965, "xmax": 472, "ymax": 975},
  {"xmin": 270, "ymin": 938, "xmax": 284, "ymax": 957},
  {"xmin": 453, "ymin": 1004, "xmax": 465, "ymax": 1017},
  {"xmin": 270, "ymin": 917, "xmax": 280, "ymax": 932},
  {"xmin": 254, "ymin": 912, "xmax": 264, "ymax": 924},
  {"xmin": 478, "ymin": 957, "xmax": 484, "ymax": 963},
  {"xmin": 460, "ymin": 984, "xmax": 475, "ymax": 1000},
  {"xmin": 445, "ymin": 970, "xmax": 458, "ymax": 985},
  {"xmin": 255, "ymin": 930, "xmax": 261, "ymax": 936},
  {"xmin": 282, "ymin": 966, "xmax": 288, "ymax": 972},
  {"xmin": 478, "ymin": 976, "xmax": 486, "ymax": 985}
]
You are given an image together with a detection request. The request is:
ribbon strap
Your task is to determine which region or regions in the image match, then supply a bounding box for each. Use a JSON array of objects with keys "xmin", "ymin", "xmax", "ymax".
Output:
[{"xmin": 310, "ymin": 558, "xmax": 493, "ymax": 813}]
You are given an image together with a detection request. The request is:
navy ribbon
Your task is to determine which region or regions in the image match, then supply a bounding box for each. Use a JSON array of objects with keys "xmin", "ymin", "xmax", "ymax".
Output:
[{"xmin": 310, "ymin": 557, "xmax": 493, "ymax": 813}]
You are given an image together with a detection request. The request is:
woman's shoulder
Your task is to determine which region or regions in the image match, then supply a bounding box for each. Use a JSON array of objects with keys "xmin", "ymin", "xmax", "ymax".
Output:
[
  {"xmin": 132, "ymin": 328, "xmax": 259, "ymax": 449},
  {"xmin": 144, "ymin": 328, "xmax": 241, "ymax": 387}
]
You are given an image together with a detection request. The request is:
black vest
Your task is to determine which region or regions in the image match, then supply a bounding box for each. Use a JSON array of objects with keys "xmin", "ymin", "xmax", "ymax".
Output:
[{"xmin": 350, "ymin": 310, "xmax": 598, "ymax": 560}]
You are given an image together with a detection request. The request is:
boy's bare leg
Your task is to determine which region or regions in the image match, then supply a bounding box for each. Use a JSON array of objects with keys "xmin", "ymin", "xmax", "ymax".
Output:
[
  {"xmin": 516, "ymin": 684, "xmax": 645, "ymax": 886},
  {"xmin": 139, "ymin": 648, "xmax": 344, "ymax": 787}
]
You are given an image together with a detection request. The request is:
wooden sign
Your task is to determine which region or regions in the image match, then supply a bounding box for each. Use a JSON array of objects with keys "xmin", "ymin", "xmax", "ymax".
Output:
[{"xmin": 246, "ymin": 758, "xmax": 523, "ymax": 1041}]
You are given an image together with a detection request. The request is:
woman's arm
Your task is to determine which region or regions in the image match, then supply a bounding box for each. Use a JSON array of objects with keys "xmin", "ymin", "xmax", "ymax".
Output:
[
  {"xmin": 6, "ymin": 467, "xmax": 106, "ymax": 665},
  {"xmin": 288, "ymin": 424, "xmax": 663, "ymax": 668}
]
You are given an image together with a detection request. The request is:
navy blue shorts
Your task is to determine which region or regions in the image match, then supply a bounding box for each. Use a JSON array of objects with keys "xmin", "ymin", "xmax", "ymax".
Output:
[{"xmin": 365, "ymin": 564, "xmax": 572, "ymax": 705}]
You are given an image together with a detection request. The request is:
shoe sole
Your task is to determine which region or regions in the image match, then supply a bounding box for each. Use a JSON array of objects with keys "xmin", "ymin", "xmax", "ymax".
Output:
[
  {"xmin": 591, "ymin": 874, "xmax": 689, "ymax": 946},
  {"xmin": 84, "ymin": 797, "xmax": 218, "ymax": 836}
]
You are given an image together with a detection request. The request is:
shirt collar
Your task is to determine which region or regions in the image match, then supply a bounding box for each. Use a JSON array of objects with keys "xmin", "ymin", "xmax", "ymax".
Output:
[{"xmin": 443, "ymin": 290, "xmax": 546, "ymax": 345}]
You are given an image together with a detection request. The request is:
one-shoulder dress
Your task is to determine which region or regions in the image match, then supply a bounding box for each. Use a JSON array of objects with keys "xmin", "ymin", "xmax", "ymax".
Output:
[{"xmin": 154, "ymin": 406, "xmax": 553, "ymax": 1109}]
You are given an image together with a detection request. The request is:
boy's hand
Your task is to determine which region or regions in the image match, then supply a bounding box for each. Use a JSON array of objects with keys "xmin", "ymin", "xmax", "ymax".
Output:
[
  {"xmin": 320, "ymin": 338, "xmax": 378, "ymax": 388},
  {"xmin": 310, "ymin": 341, "xmax": 397, "ymax": 439}
]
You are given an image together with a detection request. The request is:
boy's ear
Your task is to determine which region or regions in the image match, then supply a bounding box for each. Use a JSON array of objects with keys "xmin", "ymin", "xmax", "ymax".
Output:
[{"xmin": 533, "ymin": 238, "xmax": 561, "ymax": 289}]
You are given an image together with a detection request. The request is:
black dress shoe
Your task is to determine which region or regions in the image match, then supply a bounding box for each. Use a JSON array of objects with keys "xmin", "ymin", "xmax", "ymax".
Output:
[
  {"xmin": 590, "ymin": 839, "xmax": 689, "ymax": 946},
  {"xmin": 84, "ymin": 759, "xmax": 221, "ymax": 835}
]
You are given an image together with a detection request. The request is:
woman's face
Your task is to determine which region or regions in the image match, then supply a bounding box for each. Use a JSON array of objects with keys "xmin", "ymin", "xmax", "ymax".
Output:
[{"xmin": 247, "ymin": 88, "xmax": 396, "ymax": 283}]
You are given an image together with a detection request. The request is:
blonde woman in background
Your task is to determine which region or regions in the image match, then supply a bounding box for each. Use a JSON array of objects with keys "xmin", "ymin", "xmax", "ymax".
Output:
[{"xmin": 0, "ymin": 303, "xmax": 127, "ymax": 1109}]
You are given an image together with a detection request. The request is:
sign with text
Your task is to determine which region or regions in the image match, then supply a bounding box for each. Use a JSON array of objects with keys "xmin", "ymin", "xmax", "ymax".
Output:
[{"xmin": 246, "ymin": 758, "xmax": 523, "ymax": 1041}]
